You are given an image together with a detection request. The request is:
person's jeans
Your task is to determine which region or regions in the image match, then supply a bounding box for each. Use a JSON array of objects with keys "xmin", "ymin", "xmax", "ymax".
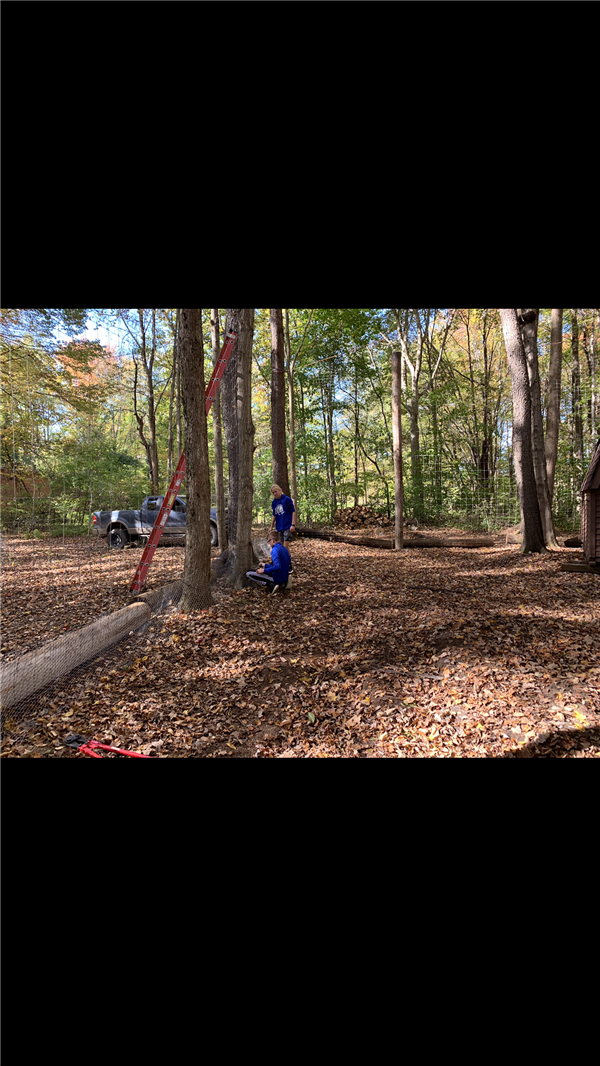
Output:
[{"xmin": 246, "ymin": 571, "xmax": 276, "ymax": 591}]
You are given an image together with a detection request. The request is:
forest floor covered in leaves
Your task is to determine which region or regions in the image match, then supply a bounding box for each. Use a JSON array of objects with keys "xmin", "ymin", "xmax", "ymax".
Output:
[{"xmin": 1, "ymin": 528, "xmax": 599, "ymax": 758}]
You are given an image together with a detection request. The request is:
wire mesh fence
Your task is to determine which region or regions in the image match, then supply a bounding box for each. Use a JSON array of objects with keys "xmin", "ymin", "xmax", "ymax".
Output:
[{"xmin": 0, "ymin": 530, "xmax": 185, "ymax": 733}]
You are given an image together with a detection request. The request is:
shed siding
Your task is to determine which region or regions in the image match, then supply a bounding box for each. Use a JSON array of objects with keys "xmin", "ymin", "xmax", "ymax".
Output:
[{"xmin": 582, "ymin": 494, "xmax": 591, "ymax": 560}]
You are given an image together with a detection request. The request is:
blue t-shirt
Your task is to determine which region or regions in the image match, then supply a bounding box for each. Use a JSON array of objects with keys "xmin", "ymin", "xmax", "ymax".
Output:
[
  {"xmin": 264, "ymin": 542, "xmax": 291, "ymax": 585},
  {"xmin": 271, "ymin": 494, "xmax": 295, "ymax": 532}
]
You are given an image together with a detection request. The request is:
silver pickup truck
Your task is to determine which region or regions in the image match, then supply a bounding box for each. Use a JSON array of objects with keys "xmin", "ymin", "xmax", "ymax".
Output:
[{"xmin": 92, "ymin": 496, "xmax": 220, "ymax": 549}]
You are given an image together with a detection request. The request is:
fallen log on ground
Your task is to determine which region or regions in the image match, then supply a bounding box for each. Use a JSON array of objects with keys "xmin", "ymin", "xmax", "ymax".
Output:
[
  {"xmin": 295, "ymin": 526, "xmax": 494, "ymax": 549},
  {"xmin": 129, "ymin": 581, "xmax": 183, "ymax": 611},
  {"xmin": 0, "ymin": 602, "xmax": 152, "ymax": 708},
  {"xmin": 560, "ymin": 562, "xmax": 600, "ymax": 574}
]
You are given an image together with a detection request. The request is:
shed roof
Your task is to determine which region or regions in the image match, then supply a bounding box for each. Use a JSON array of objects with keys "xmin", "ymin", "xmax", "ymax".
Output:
[{"xmin": 582, "ymin": 440, "xmax": 600, "ymax": 493}]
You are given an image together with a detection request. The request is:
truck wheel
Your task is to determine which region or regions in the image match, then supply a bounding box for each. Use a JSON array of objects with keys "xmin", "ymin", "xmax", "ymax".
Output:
[
  {"xmin": 109, "ymin": 528, "xmax": 130, "ymax": 550},
  {"xmin": 210, "ymin": 523, "xmax": 218, "ymax": 547}
]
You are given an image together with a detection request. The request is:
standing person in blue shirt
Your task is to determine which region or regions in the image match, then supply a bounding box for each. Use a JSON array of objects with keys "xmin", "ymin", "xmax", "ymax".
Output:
[
  {"xmin": 246, "ymin": 531, "xmax": 291, "ymax": 593},
  {"xmin": 270, "ymin": 484, "xmax": 296, "ymax": 570}
]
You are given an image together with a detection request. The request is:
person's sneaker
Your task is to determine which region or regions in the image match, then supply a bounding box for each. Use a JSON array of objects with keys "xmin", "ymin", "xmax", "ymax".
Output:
[{"xmin": 271, "ymin": 583, "xmax": 281, "ymax": 594}]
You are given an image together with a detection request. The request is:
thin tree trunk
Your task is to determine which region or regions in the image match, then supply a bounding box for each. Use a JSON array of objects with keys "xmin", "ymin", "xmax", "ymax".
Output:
[
  {"xmin": 545, "ymin": 308, "xmax": 563, "ymax": 502},
  {"xmin": 299, "ymin": 378, "xmax": 310, "ymax": 523},
  {"xmin": 320, "ymin": 378, "xmax": 337, "ymax": 519},
  {"xmin": 571, "ymin": 308, "xmax": 584, "ymax": 518},
  {"xmin": 394, "ymin": 309, "xmax": 424, "ymax": 519},
  {"xmin": 571, "ymin": 308, "xmax": 584, "ymax": 464},
  {"xmin": 284, "ymin": 309, "xmax": 298, "ymax": 520},
  {"xmin": 270, "ymin": 308, "xmax": 290, "ymax": 495},
  {"xmin": 221, "ymin": 313, "xmax": 239, "ymax": 548},
  {"xmin": 167, "ymin": 311, "xmax": 178, "ymax": 478},
  {"xmin": 149, "ymin": 310, "xmax": 159, "ymax": 491},
  {"xmin": 591, "ymin": 311, "xmax": 598, "ymax": 438},
  {"xmin": 354, "ymin": 375, "xmax": 360, "ymax": 507},
  {"xmin": 179, "ymin": 308, "xmax": 213, "ymax": 611},
  {"xmin": 231, "ymin": 309, "xmax": 255, "ymax": 587},
  {"xmin": 176, "ymin": 325, "xmax": 182, "ymax": 460},
  {"xmin": 582, "ymin": 316, "xmax": 597, "ymax": 438},
  {"xmin": 132, "ymin": 356, "xmax": 154, "ymax": 493},
  {"xmin": 326, "ymin": 375, "xmax": 337, "ymax": 516},
  {"xmin": 135, "ymin": 310, "xmax": 160, "ymax": 493},
  {"xmin": 392, "ymin": 351, "xmax": 404, "ymax": 549},
  {"xmin": 211, "ymin": 308, "xmax": 227, "ymax": 550}
]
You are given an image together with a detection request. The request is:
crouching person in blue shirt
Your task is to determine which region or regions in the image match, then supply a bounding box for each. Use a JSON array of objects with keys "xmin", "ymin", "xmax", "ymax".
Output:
[{"xmin": 246, "ymin": 531, "xmax": 291, "ymax": 593}]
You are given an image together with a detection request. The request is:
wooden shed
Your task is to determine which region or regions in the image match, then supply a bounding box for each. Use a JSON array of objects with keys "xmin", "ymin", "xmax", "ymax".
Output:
[{"xmin": 581, "ymin": 440, "xmax": 600, "ymax": 565}]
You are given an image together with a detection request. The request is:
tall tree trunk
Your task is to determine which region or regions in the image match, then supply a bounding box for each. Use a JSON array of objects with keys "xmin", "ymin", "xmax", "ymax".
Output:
[
  {"xmin": 166, "ymin": 309, "xmax": 177, "ymax": 475},
  {"xmin": 282, "ymin": 308, "xmax": 313, "ymax": 524},
  {"xmin": 218, "ymin": 309, "xmax": 256, "ymax": 585},
  {"xmin": 299, "ymin": 378, "xmax": 310, "ymax": 523},
  {"xmin": 221, "ymin": 313, "xmax": 239, "ymax": 548},
  {"xmin": 132, "ymin": 357, "xmax": 155, "ymax": 493},
  {"xmin": 176, "ymin": 335, "xmax": 182, "ymax": 460},
  {"xmin": 270, "ymin": 308, "xmax": 290, "ymax": 496},
  {"xmin": 394, "ymin": 309, "xmax": 424, "ymax": 520},
  {"xmin": 571, "ymin": 308, "xmax": 584, "ymax": 464},
  {"xmin": 179, "ymin": 308, "xmax": 213, "ymax": 611},
  {"xmin": 353, "ymin": 374, "xmax": 360, "ymax": 507},
  {"xmin": 499, "ymin": 309, "xmax": 546, "ymax": 553},
  {"xmin": 392, "ymin": 351, "xmax": 404, "ymax": 549},
  {"xmin": 167, "ymin": 316, "xmax": 177, "ymax": 478},
  {"xmin": 545, "ymin": 308, "xmax": 563, "ymax": 502},
  {"xmin": 326, "ymin": 374, "xmax": 337, "ymax": 517},
  {"xmin": 320, "ymin": 377, "xmax": 337, "ymax": 519},
  {"xmin": 592, "ymin": 310, "xmax": 598, "ymax": 439},
  {"xmin": 231, "ymin": 309, "xmax": 255, "ymax": 587},
  {"xmin": 571, "ymin": 308, "xmax": 584, "ymax": 518},
  {"xmin": 284, "ymin": 309, "xmax": 298, "ymax": 520},
  {"xmin": 138, "ymin": 310, "xmax": 160, "ymax": 493},
  {"xmin": 582, "ymin": 315, "xmax": 597, "ymax": 438},
  {"xmin": 211, "ymin": 308, "xmax": 227, "ymax": 550},
  {"xmin": 518, "ymin": 309, "xmax": 557, "ymax": 547}
]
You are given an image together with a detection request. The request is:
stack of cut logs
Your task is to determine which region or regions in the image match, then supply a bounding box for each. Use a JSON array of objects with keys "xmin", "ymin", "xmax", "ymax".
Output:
[{"xmin": 334, "ymin": 505, "xmax": 388, "ymax": 529}]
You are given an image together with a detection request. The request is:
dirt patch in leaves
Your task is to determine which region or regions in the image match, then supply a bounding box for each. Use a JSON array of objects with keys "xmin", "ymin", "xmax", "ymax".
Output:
[{"xmin": 1, "ymin": 531, "xmax": 599, "ymax": 758}]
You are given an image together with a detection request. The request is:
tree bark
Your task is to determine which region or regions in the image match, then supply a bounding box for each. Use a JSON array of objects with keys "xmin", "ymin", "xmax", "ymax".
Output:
[
  {"xmin": 392, "ymin": 351, "xmax": 404, "ymax": 549},
  {"xmin": 167, "ymin": 311, "xmax": 178, "ymax": 478},
  {"xmin": 270, "ymin": 308, "xmax": 290, "ymax": 496},
  {"xmin": 231, "ymin": 309, "xmax": 255, "ymax": 586},
  {"xmin": 499, "ymin": 309, "xmax": 546, "ymax": 553},
  {"xmin": 211, "ymin": 309, "xmax": 227, "ymax": 550},
  {"xmin": 221, "ymin": 312, "xmax": 239, "ymax": 548},
  {"xmin": 284, "ymin": 309, "xmax": 298, "ymax": 520},
  {"xmin": 582, "ymin": 313, "xmax": 597, "ymax": 439},
  {"xmin": 518, "ymin": 308, "xmax": 557, "ymax": 547},
  {"xmin": 130, "ymin": 309, "xmax": 160, "ymax": 494},
  {"xmin": 140, "ymin": 310, "xmax": 160, "ymax": 493},
  {"xmin": 218, "ymin": 310, "xmax": 256, "ymax": 586},
  {"xmin": 283, "ymin": 308, "xmax": 313, "ymax": 523},
  {"xmin": 545, "ymin": 308, "xmax": 563, "ymax": 502},
  {"xmin": 394, "ymin": 309, "xmax": 424, "ymax": 519},
  {"xmin": 179, "ymin": 308, "xmax": 214, "ymax": 611},
  {"xmin": 321, "ymin": 370, "xmax": 337, "ymax": 519},
  {"xmin": 571, "ymin": 308, "xmax": 584, "ymax": 464}
]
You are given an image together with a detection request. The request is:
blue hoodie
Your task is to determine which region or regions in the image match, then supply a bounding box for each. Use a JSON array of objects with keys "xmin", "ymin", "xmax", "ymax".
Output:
[
  {"xmin": 271, "ymin": 493, "xmax": 295, "ymax": 532},
  {"xmin": 264, "ymin": 542, "xmax": 291, "ymax": 585}
]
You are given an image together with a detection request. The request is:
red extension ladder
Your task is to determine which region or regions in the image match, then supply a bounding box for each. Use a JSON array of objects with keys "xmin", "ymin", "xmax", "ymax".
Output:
[{"xmin": 129, "ymin": 330, "xmax": 238, "ymax": 593}]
